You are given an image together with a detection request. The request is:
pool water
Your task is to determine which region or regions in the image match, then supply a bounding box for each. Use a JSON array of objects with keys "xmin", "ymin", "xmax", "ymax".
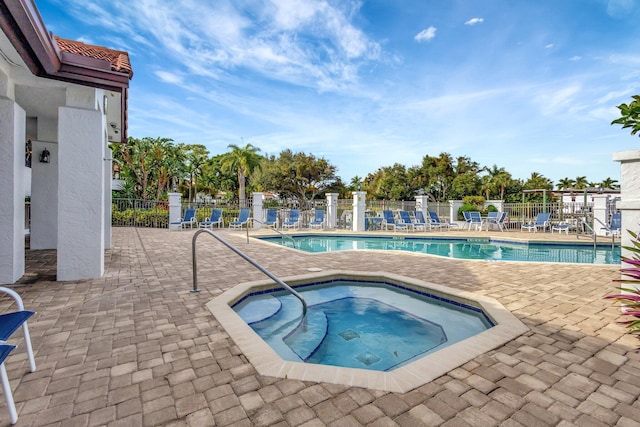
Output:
[
  {"xmin": 260, "ymin": 235, "xmax": 620, "ymax": 264},
  {"xmin": 233, "ymin": 280, "xmax": 493, "ymax": 371}
]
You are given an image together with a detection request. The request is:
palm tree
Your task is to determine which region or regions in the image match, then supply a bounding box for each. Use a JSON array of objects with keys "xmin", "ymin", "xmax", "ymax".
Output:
[
  {"xmin": 574, "ymin": 176, "xmax": 589, "ymax": 190},
  {"xmin": 601, "ymin": 177, "xmax": 620, "ymax": 189},
  {"xmin": 557, "ymin": 177, "xmax": 575, "ymax": 190},
  {"xmin": 350, "ymin": 176, "xmax": 362, "ymax": 191},
  {"xmin": 222, "ymin": 143, "xmax": 263, "ymax": 205}
]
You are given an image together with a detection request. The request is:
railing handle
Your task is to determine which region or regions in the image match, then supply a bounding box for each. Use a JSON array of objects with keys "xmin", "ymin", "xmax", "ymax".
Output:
[{"xmin": 192, "ymin": 229, "xmax": 307, "ymax": 318}]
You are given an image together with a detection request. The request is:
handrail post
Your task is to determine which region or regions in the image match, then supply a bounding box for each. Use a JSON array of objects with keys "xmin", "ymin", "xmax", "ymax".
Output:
[{"xmin": 191, "ymin": 229, "xmax": 307, "ymax": 317}]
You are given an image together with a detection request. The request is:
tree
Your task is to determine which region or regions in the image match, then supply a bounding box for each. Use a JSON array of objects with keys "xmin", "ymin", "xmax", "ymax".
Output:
[
  {"xmin": 182, "ymin": 144, "xmax": 209, "ymax": 202},
  {"xmin": 612, "ymin": 95, "xmax": 640, "ymax": 137},
  {"xmin": 574, "ymin": 176, "xmax": 588, "ymax": 190},
  {"xmin": 222, "ymin": 143, "xmax": 263, "ymax": 205},
  {"xmin": 557, "ymin": 177, "xmax": 575, "ymax": 190},
  {"xmin": 600, "ymin": 177, "xmax": 620, "ymax": 189}
]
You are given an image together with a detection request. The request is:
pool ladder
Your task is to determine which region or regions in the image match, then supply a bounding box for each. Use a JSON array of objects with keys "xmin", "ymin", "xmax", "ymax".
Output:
[
  {"xmin": 191, "ymin": 229, "xmax": 307, "ymax": 317},
  {"xmin": 246, "ymin": 219, "xmax": 297, "ymax": 248}
]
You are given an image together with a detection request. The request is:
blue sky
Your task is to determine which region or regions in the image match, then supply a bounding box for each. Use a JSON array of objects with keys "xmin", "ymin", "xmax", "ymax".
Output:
[{"xmin": 36, "ymin": 0, "xmax": 640, "ymax": 185}]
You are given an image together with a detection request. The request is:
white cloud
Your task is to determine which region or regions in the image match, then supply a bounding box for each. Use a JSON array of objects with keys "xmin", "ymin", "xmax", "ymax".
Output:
[
  {"xmin": 465, "ymin": 18, "xmax": 484, "ymax": 26},
  {"xmin": 415, "ymin": 26, "xmax": 437, "ymax": 42},
  {"xmin": 545, "ymin": 44, "xmax": 554, "ymax": 49},
  {"xmin": 155, "ymin": 71, "xmax": 183, "ymax": 84},
  {"xmin": 569, "ymin": 56, "xmax": 582, "ymax": 61}
]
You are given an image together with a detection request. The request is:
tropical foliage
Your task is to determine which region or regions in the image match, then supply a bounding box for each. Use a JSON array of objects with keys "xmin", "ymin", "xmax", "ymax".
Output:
[
  {"xmin": 112, "ymin": 137, "xmax": 617, "ymax": 204},
  {"xmin": 605, "ymin": 231, "xmax": 640, "ymax": 346},
  {"xmin": 612, "ymin": 95, "xmax": 640, "ymax": 138}
]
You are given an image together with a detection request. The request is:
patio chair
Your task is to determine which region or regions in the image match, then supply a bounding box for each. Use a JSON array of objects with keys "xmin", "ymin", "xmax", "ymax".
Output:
[
  {"xmin": 170, "ymin": 208, "xmax": 197, "ymax": 229},
  {"xmin": 551, "ymin": 221, "xmax": 570, "ymax": 235},
  {"xmin": 382, "ymin": 210, "xmax": 409, "ymax": 232},
  {"xmin": 282, "ymin": 209, "xmax": 301, "ymax": 230},
  {"xmin": 199, "ymin": 208, "xmax": 223, "ymax": 229},
  {"xmin": 398, "ymin": 211, "xmax": 416, "ymax": 231},
  {"xmin": 467, "ymin": 211, "xmax": 483, "ymax": 231},
  {"xmin": 413, "ymin": 211, "xmax": 430, "ymax": 231},
  {"xmin": 309, "ymin": 209, "xmax": 325, "ymax": 229},
  {"xmin": 229, "ymin": 208, "xmax": 251, "ymax": 229},
  {"xmin": 0, "ymin": 287, "xmax": 37, "ymax": 425},
  {"xmin": 263, "ymin": 208, "xmax": 278, "ymax": 228},
  {"xmin": 601, "ymin": 212, "xmax": 621, "ymax": 237},
  {"xmin": 484, "ymin": 212, "xmax": 508, "ymax": 232},
  {"xmin": 521, "ymin": 212, "xmax": 550, "ymax": 233},
  {"xmin": 429, "ymin": 211, "xmax": 459, "ymax": 230}
]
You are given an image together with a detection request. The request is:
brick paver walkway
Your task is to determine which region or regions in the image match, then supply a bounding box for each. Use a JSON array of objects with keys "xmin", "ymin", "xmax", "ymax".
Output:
[{"xmin": 0, "ymin": 227, "xmax": 637, "ymax": 426}]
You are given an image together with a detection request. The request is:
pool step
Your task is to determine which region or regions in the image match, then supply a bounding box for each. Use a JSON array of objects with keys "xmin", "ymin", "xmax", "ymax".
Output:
[
  {"xmin": 283, "ymin": 310, "xmax": 328, "ymax": 361},
  {"xmin": 234, "ymin": 294, "xmax": 282, "ymax": 325}
]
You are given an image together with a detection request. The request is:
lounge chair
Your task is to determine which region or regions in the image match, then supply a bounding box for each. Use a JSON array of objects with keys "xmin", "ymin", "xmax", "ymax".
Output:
[
  {"xmin": 429, "ymin": 211, "xmax": 459, "ymax": 230},
  {"xmin": 484, "ymin": 212, "xmax": 508, "ymax": 232},
  {"xmin": 263, "ymin": 208, "xmax": 278, "ymax": 228},
  {"xmin": 0, "ymin": 287, "xmax": 37, "ymax": 424},
  {"xmin": 229, "ymin": 208, "xmax": 251, "ymax": 229},
  {"xmin": 398, "ymin": 211, "xmax": 416, "ymax": 231},
  {"xmin": 551, "ymin": 221, "xmax": 570, "ymax": 235},
  {"xmin": 199, "ymin": 208, "xmax": 223, "ymax": 229},
  {"xmin": 382, "ymin": 210, "xmax": 409, "ymax": 232},
  {"xmin": 413, "ymin": 211, "xmax": 430, "ymax": 231},
  {"xmin": 467, "ymin": 211, "xmax": 482, "ymax": 231},
  {"xmin": 309, "ymin": 210, "xmax": 325, "ymax": 229},
  {"xmin": 170, "ymin": 208, "xmax": 197, "ymax": 229},
  {"xmin": 282, "ymin": 209, "xmax": 301, "ymax": 229},
  {"xmin": 521, "ymin": 212, "xmax": 550, "ymax": 233},
  {"xmin": 601, "ymin": 212, "xmax": 621, "ymax": 237}
]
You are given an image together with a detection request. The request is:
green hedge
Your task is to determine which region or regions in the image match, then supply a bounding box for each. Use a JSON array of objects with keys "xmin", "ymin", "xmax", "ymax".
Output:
[{"xmin": 112, "ymin": 206, "xmax": 169, "ymax": 228}]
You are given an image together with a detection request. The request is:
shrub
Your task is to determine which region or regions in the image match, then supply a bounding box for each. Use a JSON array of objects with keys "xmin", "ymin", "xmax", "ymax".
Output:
[
  {"xmin": 457, "ymin": 204, "xmax": 478, "ymax": 221},
  {"xmin": 605, "ymin": 230, "xmax": 640, "ymax": 346}
]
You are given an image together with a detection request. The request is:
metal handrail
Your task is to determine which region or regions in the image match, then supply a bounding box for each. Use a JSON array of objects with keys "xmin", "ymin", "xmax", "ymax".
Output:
[
  {"xmin": 593, "ymin": 217, "xmax": 617, "ymax": 249},
  {"xmin": 246, "ymin": 219, "xmax": 297, "ymax": 248},
  {"xmin": 191, "ymin": 229, "xmax": 307, "ymax": 318}
]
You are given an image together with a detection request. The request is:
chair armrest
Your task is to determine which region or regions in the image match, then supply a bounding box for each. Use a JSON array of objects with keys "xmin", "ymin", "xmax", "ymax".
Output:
[{"xmin": 0, "ymin": 287, "xmax": 25, "ymax": 311}]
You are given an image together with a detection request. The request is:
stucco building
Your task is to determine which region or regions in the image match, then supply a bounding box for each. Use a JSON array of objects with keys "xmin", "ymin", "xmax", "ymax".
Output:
[{"xmin": 0, "ymin": 0, "xmax": 133, "ymax": 283}]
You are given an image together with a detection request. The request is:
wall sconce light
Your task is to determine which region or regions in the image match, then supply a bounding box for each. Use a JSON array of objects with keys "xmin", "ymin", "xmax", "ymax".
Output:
[{"xmin": 39, "ymin": 148, "xmax": 50, "ymax": 163}]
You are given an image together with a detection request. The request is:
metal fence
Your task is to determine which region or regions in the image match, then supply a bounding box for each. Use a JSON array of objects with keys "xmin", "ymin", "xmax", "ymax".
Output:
[{"xmin": 111, "ymin": 197, "xmax": 598, "ymax": 231}]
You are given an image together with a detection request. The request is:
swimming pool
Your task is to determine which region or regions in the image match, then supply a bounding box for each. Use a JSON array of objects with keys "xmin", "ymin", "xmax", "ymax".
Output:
[
  {"xmin": 233, "ymin": 279, "xmax": 494, "ymax": 371},
  {"xmin": 259, "ymin": 235, "xmax": 621, "ymax": 264}
]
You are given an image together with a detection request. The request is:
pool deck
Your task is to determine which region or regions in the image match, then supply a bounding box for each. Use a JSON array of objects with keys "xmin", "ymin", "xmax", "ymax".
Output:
[{"xmin": 2, "ymin": 227, "xmax": 638, "ymax": 426}]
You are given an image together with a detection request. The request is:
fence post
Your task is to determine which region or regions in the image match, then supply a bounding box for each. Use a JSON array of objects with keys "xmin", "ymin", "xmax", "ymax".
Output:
[
  {"xmin": 252, "ymin": 193, "xmax": 263, "ymax": 229},
  {"xmin": 352, "ymin": 191, "xmax": 367, "ymax": 231},
  {"xmin": 168, "ymin": 193, "xmax": 182, "ymax": 230},
  {"xmin": 326, "ymin": 193, "xmax": 338, "ymax": 229}
]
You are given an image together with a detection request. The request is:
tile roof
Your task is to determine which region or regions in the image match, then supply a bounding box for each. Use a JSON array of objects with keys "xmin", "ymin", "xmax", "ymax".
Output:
[{"xmin": 54, "ymin": 36, "xmax": 132, "ymax": 78}]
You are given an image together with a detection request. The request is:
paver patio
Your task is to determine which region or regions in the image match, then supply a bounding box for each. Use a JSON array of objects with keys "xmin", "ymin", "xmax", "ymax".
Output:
[{"xmin": 1, "ymin": 227, "xmax": 637, "ymax": 426}]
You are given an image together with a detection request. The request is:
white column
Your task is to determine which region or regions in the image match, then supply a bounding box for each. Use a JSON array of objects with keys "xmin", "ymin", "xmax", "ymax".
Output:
[
  {"xmin": 0, "ymin": 98, "xmax": 26, "ymax": 284},
  {"xmin": 57, "ymin": 89, "xmax": 105, "ymax": 281},
  {"xmin": 30, "ymin": 141, "xmax": 58, "ymax": 249},
  {"xmin": 104, "ymin": 147, "xmax": 112, "ymax": 249},
  {"xmin": 415, "ymin": 195, "xmax": 429, "ymax": 218},
  {"xmin": 326, "ymin": 193, "xmax": 338, "ymax": 229},
  {"xmin": 450, "ymin": 200, "xmax": 464, "ymax": 223},
  {"xmin": 614, "ymin": 150, "xmax": 640, "ymax": 260},
  {"xmin": 352, "ymin": 191, "xmax": 366, "ymax": 232},
  {"xmin": 252, "ymin": 192, "xmax": 263, "ymax": 229},
  {"xmin": 168, "ymin": 193, "xmax": 182, "ymax": 230},
  {"xmin": 592, "ymin": 194, "xmax": 609, "ymax": 237}
]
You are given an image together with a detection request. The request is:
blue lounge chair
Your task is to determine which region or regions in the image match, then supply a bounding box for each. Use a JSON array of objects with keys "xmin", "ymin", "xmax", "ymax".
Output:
[
  {"xmin": 398, "ymin": 211, "xmax": 416, "ymax": 231},
  {"xmin": 484, "ymin": 212, "xmax": 508, "ymax": 232},
  {"xmin": 467, "ymin": 211, "xmax": 482, "ymax": 231},
  {"xmin": 521, "ymin": 212, "xmax": 550, "ymax": 233},
  {"xmin": 551, "ymin": 221, "xmax": 570, "ymax": 235},
  {"xmin": 309, "ymin": 209, "xmax": 325, "ymax": 229},
  {"xmin": 382, "ymin": 210, "xmax": 409, "ymax": 232},
  {"xmin": 229, "ymin": 208, "xmax": 251, "ymax": 229},
  {"xmin": 602, "ymin": 212, "xmax": 621, "ymax": 237},
  {"xmin": 171, "ymin": 208, "xmax": 197, "ymax": 229},
  {"xmin": 413, "ymin": 211, "xmax": 430, "ymax": 231},
  {"xmin": 199, "ymin": 208, "xmax": 223, "ymax": 229},
  {"xmin": 263, "ymin": 208, "xmax": 278, "ymax": 228},
  {"xmin": 282, "ymin": 209, "xmax": 301, "ymax": 229},
  {"xmin": 429, "ymin": 211, "xmax": 459, "ymax": 230}
]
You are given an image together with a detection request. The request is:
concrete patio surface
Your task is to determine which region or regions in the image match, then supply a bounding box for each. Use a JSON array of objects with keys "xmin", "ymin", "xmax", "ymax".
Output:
[{"xmin": 1, "ymin": 227, "xmax": 637, "ymax": 426}]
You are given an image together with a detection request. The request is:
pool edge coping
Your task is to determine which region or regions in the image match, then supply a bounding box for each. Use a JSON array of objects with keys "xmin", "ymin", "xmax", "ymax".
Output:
[{"xmin": 206, "ymin": 270, "xmax": 529, "ymax": 393}]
